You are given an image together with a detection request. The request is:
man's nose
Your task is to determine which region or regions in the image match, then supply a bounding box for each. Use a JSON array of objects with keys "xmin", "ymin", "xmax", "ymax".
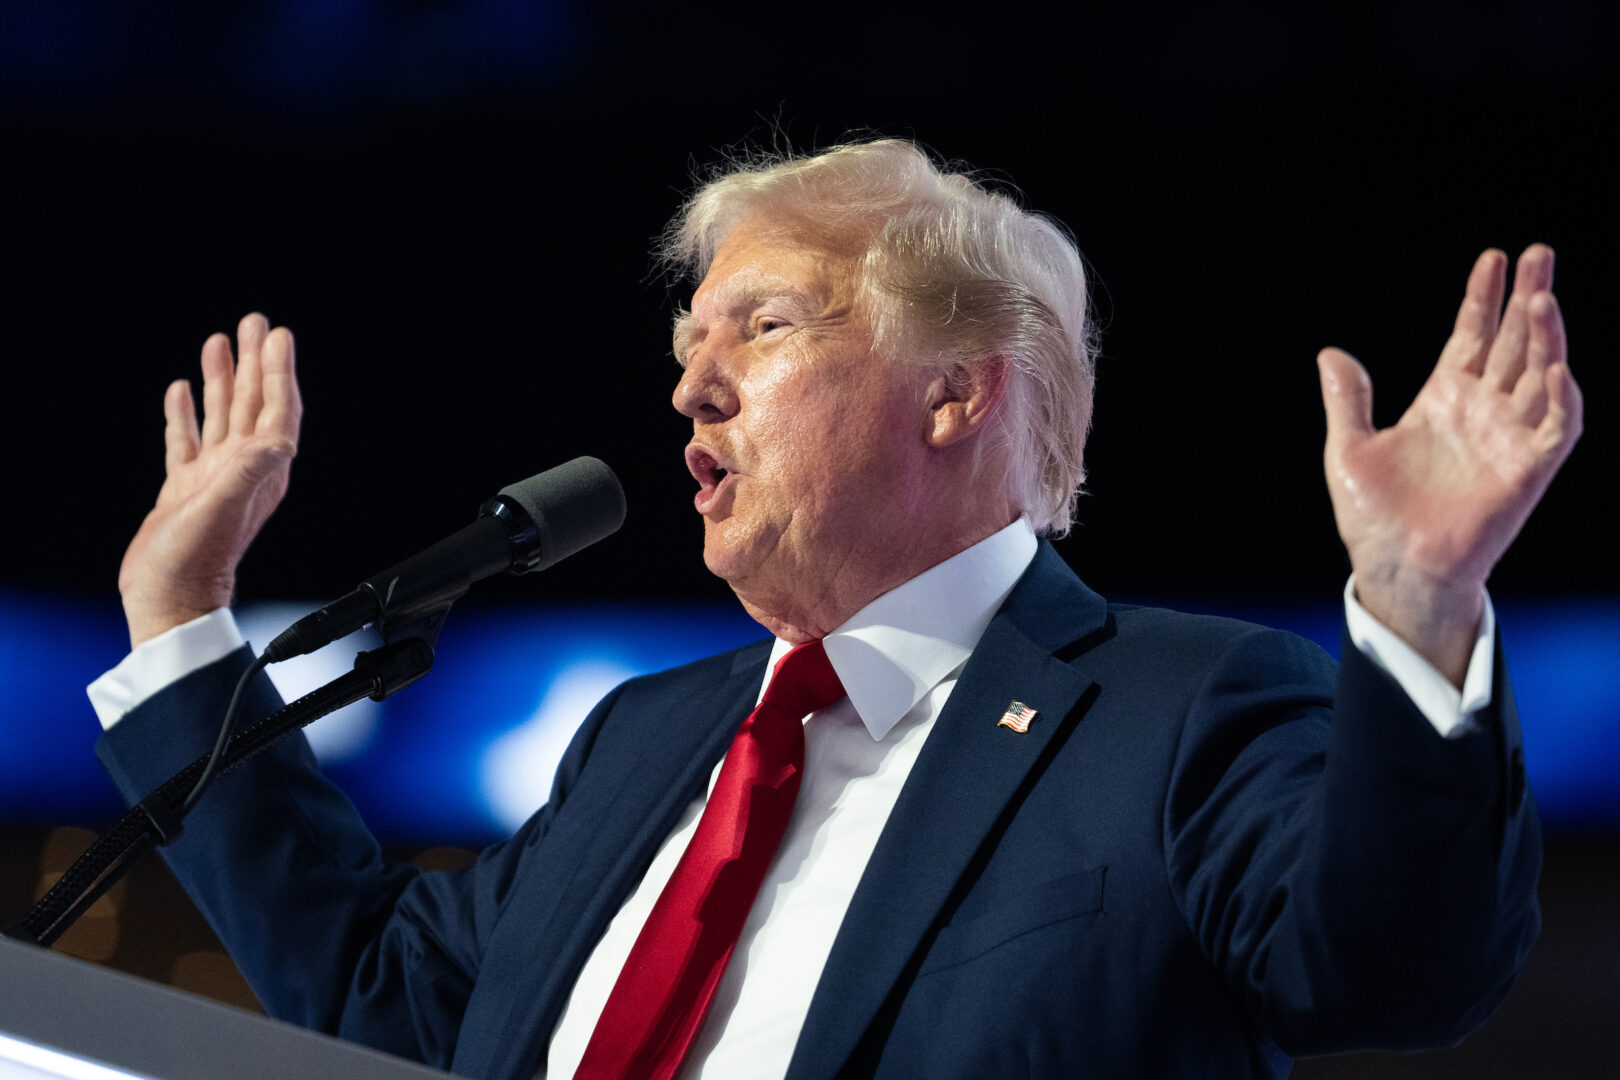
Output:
[{"xmin": 673, "ymin": 345, "xmax": 739, "ymax": 421}]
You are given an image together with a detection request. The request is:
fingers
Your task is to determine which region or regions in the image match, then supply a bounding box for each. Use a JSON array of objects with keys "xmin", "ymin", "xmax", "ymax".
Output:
[
  {"xmin": 1318, "ymin": 347, "xmax": 1375, "ymax": 454},
  {"xmin": 198, "ymin": 332, "xmax": 235, "ymax": 447},
  {"xmin": 163, "ymin": 379, "xmax": 201, "ymax": 474},
  {"xmin": 1510, "ymin": 291, "xmax": 1567, "ymax": 425},
  {"xmin": 1440, "ymin": 249, "xmax": 1507, "ymax": 374},
  {"xmin": 1484, "ymin": 244, "xmax": 1556, "ymax": 392},
  {"xmin": 1524, "ymin": 290, "xmax": 1566, "ymax": 375},
  {"xmin": 255, "ymin": 326, "xmax": 303, "ymax": 454},
  {"xmin": 229, "ymin": 313, "xmax": 270, "ymax": 437},
  {"xmin": 1512, "ymin": 242, "xmax": 1556, "ymax": 294},
  {"xmin": 1535, "ymin": 361, "xmax": 1583, "ymax": 464},
  {"xmin": 195, "ymin": 314, "xmax": 296, "ymax": 451}
]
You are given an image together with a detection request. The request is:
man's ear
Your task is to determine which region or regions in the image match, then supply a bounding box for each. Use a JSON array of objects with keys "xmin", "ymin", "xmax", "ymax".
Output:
[{"xmin": 924, "ymin": 357, "xmax": 1009, "ymax": 449}]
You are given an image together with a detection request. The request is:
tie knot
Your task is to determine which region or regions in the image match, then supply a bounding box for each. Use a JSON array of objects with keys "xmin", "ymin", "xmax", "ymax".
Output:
[{"xmin": 761, "ymin": 639, "xmax": 846, "ymax": 720}]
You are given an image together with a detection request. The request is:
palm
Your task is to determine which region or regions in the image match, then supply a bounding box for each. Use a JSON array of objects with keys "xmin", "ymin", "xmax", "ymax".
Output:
[
  {"xmin": 118, "ymin": 315, "xmax": 302, "ymax": 645},
  {"xmin": 1318, "ymin": 245, "xmax": 1581, "ymax": 677}
]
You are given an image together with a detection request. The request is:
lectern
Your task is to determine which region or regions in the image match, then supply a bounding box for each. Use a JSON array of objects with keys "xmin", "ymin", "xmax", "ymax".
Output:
[{"xmin": 0, "ymin": 936, "xmax": 461, "ymax": 1079}]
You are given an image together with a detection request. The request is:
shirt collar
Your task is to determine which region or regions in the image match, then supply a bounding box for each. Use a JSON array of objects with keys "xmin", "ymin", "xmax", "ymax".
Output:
[{"xmin": 764, "ymin": 518, "xmax": 1039, "ymax": 741}]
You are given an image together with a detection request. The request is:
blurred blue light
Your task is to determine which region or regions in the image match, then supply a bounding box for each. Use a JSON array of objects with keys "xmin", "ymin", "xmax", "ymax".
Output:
[
  {"xmin": 1493, "ymin": 600, "xmax": 1620, "ymax": 824},
  {"xmin": 317, "ymin": 603, "xmax": 766, "ymax": 843},
  {"xmin": 3, "ymin": 591, "xmax": 1616, "ymax": 843},
  {"xmin": 0, "ymin": 593, "xmax": 134, "ymax": 825},
  {"xmin": 0, "ymin": 1, "xmax": 579, "ymax": 125}
]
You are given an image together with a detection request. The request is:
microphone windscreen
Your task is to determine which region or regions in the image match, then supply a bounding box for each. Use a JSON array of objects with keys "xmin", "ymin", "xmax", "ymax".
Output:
[{"xmin": 499, "ymin": 457, "xmax": 627, "ymax": 573}]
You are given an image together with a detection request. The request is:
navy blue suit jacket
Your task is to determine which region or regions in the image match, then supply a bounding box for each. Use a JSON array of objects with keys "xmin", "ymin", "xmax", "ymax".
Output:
[{"xmin": 97, "ymin": 543, "xmax": 1541, "ymax": 1078}]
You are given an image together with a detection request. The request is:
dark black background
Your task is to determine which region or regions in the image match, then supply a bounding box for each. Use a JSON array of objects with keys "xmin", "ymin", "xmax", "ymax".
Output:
[
  {"xmin": 3, "ymin": 6, "xmax": 1617, "ymax": 1074},
  {"xmin": 4, "ymin": 2, "xmax": 1614, "ymax": 612}
]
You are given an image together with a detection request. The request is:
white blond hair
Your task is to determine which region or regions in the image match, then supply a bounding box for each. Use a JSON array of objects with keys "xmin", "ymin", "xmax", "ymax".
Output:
[{"xmin": 660, "ymin": 138, "xmax": 1096, "ymax": 536}]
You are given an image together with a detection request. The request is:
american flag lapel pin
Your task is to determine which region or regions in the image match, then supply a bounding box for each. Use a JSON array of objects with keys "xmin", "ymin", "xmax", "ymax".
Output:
[{"xmin": 997, "ymin": 700, "xmax": 1038, "ymax": 733}]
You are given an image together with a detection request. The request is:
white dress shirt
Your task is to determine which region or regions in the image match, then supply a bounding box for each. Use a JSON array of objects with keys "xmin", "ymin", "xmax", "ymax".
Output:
[
  {"xmin": 546, "ymin": 521, "xmax": 1040, "ymax": 1079},
  {"xmin": 86, "ymin": 521, "xmax": 1496, "ymax": 1079}
]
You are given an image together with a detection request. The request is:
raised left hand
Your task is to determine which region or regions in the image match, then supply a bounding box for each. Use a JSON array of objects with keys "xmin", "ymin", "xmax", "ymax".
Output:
[{"xmin": 1318, "ymin": 244, "xmax": 1582, "ymax": 685}]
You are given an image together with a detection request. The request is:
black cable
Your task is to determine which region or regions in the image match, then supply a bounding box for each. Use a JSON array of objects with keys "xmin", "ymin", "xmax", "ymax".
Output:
[{"xmin": 180, "ymin": 653, "xmax": 269, "ymax": 815}]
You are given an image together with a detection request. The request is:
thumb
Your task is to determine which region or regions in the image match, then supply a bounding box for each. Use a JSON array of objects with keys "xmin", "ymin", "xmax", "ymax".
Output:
[{"xmin": 1317, "ymin": 347, "xmax": 1375, "ymax": 452}]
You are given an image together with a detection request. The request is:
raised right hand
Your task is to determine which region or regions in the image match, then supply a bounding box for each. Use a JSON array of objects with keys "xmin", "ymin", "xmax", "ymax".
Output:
[{"xmin": 119, "ymin": 313, "xmax": 302, "ymax": 647}]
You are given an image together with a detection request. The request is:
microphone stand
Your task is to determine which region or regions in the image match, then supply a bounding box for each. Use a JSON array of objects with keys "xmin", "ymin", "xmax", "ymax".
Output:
[
  {"xmin": 4, "ymin": 637, "xmax": 435, "ymax": 948},
  {"xmin": 7, "ymin": 456, "xmax": 628, "ymax": 950}
]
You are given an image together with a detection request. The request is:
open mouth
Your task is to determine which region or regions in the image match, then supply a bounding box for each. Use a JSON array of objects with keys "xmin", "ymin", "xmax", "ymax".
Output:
[{"xmin": 686, "ymin": 445, "xmax": 735, "ymax": 509}]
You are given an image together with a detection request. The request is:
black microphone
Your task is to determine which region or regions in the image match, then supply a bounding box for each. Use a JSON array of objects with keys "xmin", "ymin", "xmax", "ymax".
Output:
[{"xmin": 261, "ymin": 457, "xmax": 626, "ymax": 663}]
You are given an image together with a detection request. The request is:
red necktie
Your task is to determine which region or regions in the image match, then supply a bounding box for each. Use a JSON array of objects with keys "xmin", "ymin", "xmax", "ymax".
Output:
[{"xmin": 574, "ymin": 639, "xmax": 846, "ymax": 1080}]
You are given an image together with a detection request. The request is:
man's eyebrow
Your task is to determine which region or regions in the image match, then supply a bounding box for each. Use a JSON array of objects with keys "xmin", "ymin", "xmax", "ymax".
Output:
[
  {"xmin": 673, "ymin": 272, "xmax": 821, "ymax": 367},
  {"xmin": 671, "ymin": 310, "xmax": 697, "ymax": 368}
]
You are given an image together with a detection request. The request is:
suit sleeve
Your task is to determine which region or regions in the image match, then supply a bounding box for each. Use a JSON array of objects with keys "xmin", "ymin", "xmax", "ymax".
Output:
[
  {"xmin": 95, "ymin": 643, "xmax": 627, "ymax": 1069},
  {"xmin": 1162, "ymin": 625, "xmax": 1541, "ymax": 1055}
]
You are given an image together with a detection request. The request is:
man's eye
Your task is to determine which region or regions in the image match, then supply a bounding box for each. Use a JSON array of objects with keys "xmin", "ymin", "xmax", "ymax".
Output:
[{"xmin": 758, "ymin": 318, "xmax": 785, "ymax": 333}]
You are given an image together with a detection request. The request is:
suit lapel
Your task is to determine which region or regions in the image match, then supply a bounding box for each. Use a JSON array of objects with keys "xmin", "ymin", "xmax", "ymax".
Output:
[
  {"xmin": 462, "ymin": 544, "xmax": 1107, "ymax": 1080},
  {"xmin": 460, "ymin": 642, "xmax": 772, "ymax": 1080},
  {"xmin": 785, "ymin": 544, "xmax": 1108, "ymax": 1080}
]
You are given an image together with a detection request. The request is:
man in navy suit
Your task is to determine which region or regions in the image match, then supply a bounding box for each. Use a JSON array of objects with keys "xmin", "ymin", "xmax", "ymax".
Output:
[{"xmin": 93, "ymin": 140, "xmax": 1579, "ymax": 1077}]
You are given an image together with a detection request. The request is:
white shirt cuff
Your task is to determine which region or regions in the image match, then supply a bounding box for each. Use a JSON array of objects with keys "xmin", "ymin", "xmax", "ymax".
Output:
[
  {"xmin": 86, "ymin": 608, "xmax": 246, "ymax": 730},
  {"xmin": 1343, "ymin": 576, "xmax": 1495, "ymax": 739}
]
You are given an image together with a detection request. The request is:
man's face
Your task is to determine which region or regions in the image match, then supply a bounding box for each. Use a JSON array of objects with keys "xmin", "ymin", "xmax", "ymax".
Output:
[{"xmin": 673, "ymin": 214, "xmax": 934, "ymax": 626}]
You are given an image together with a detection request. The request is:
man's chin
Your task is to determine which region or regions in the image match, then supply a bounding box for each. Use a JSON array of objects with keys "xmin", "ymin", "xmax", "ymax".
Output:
[
  {"xmin": 700, "ymin": 524, "xmax": 774, "ymax": 591},
  {"xmin": 700, "ymin": 534, "xmax": 745, "ymax": 584}
]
